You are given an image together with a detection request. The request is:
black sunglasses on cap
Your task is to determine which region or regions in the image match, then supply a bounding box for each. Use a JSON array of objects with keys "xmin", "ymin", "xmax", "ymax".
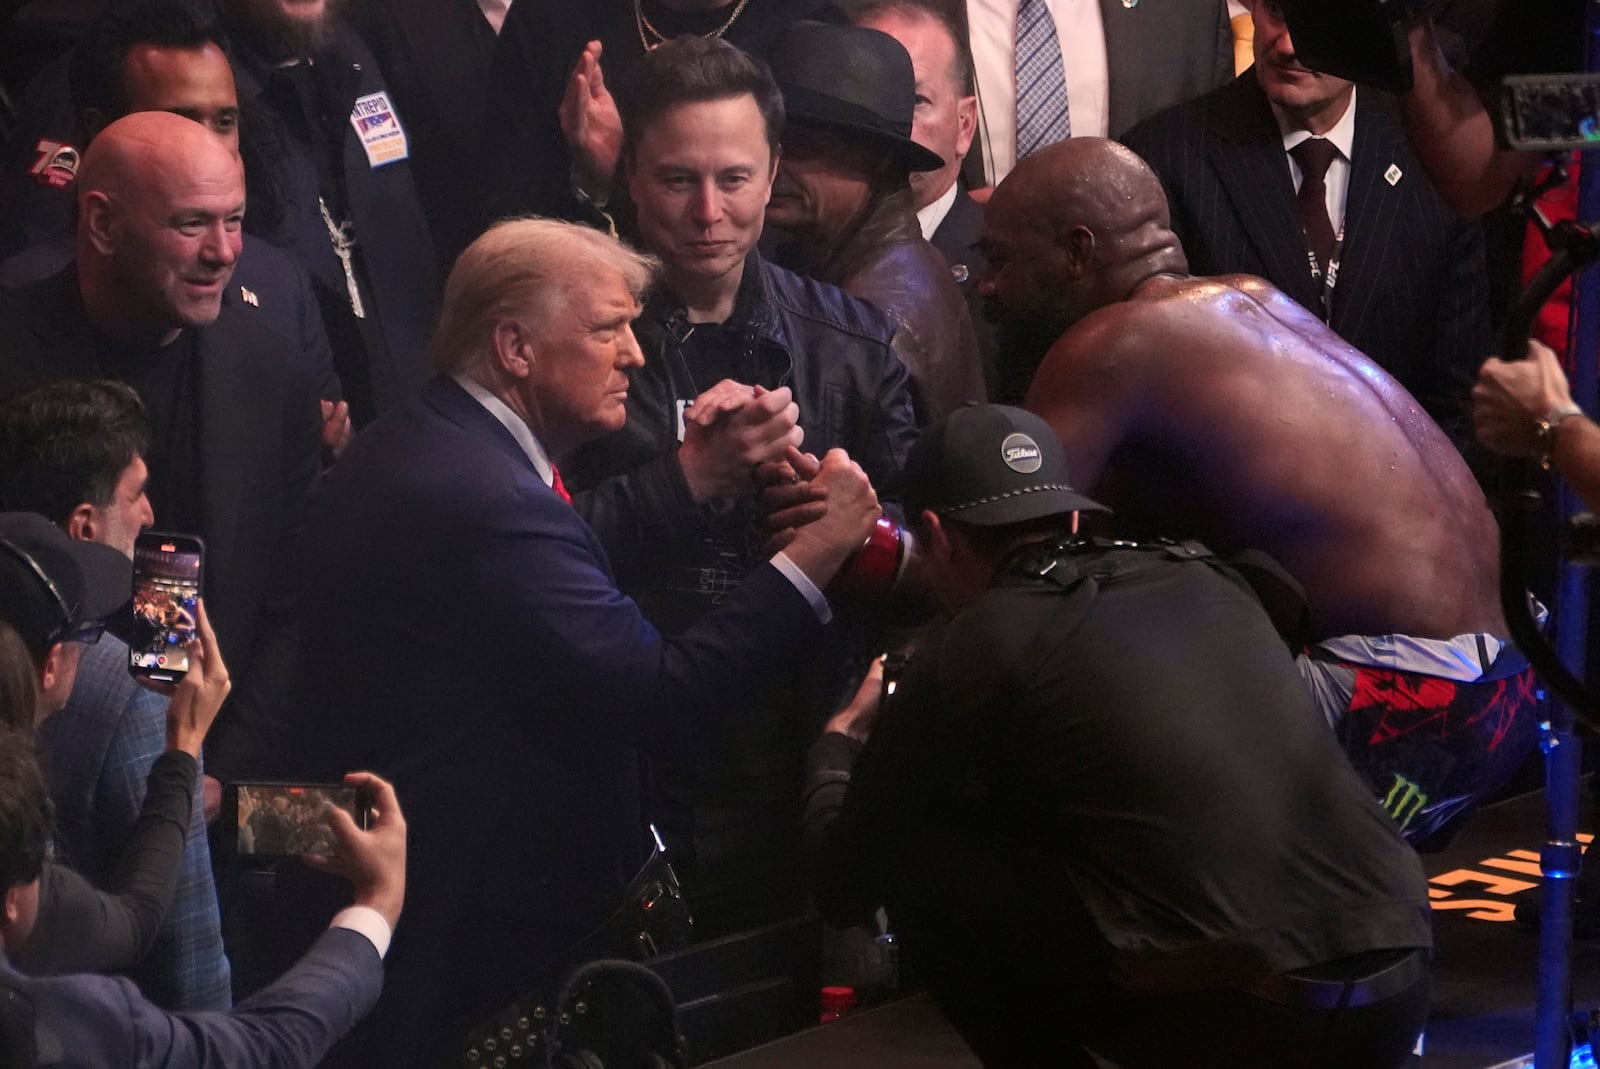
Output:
[{"xmin": 0, "ymin": 537, "xmax": 106, "ymax": 647}]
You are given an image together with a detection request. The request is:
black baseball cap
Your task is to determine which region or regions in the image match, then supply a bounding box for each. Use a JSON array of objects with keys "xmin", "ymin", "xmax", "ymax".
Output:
[
  {"xmin": 903, "ymin": 404, "xmax": 1107, "ymax": 526},
  {"xmin": 0, "ymin": 512, "xmax": 130, "ymax": 656}
]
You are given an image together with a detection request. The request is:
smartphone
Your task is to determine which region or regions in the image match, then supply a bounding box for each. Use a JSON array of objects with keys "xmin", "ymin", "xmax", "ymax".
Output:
[
  {"xmin": 1500, "ymin": 73, "xmax": 1600, "ymax": 153},
  {"xmin": 128, "ymin": 532, "xmax": 204, "ymax": 684},
  {"xmin": 223, "ymin": 782, "xmax": 372, "ymax": 858}
]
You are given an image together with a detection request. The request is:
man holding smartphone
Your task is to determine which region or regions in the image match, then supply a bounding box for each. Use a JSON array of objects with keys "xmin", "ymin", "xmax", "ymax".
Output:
[
  {"xmin": 0, "ymin": 746, "xmax": 409, "ymax": 1069},
  {"xmin": 0, "ymin": 381, "xmax": 231, "ymax": 1010}
]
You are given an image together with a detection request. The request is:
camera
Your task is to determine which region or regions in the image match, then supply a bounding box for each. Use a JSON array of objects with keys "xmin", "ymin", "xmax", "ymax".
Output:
[
  {"xmin": 1279, "ymin": 0, "xmax": 1434, "ymax": 93},
  {"xmin": 1281, "ymin": 0, "xmax": 1595, "ymax": 150}
]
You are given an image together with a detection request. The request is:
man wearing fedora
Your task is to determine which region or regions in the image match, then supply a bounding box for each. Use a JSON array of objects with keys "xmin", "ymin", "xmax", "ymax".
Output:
[
  {"xmin": 804, "ymin": 403, "xmax": 1434, "ymax": 1069},
  {"xmin": 766, "ymin": 20, "xmax": 985, "ymax": 423},
  {"xmin": 562, "ymin": 35, "xmax": 918, "ymax": 938}
]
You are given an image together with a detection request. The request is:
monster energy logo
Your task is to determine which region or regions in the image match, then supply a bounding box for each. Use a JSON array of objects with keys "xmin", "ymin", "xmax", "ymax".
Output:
[{"xmin": 1384, "ymin": 774, "xmax": 1428, "ymax": 831}]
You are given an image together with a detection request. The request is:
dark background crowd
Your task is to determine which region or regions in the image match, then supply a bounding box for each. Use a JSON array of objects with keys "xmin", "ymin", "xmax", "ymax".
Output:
[{"xmin": 0, "ymin": 0, "xmax": 1591, "ymax": 1067}]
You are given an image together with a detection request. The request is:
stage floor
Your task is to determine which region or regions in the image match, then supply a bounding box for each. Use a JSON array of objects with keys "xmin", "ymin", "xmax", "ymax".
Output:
[{"xmin": 1418, "ymin": 782, "xmax": 1600, "ymax": 1069}]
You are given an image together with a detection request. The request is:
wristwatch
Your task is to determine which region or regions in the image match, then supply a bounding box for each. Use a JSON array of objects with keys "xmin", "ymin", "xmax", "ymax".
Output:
[{"xmin": 1535, "ymin": 403, "xmax": 1585, "ymax": 470}]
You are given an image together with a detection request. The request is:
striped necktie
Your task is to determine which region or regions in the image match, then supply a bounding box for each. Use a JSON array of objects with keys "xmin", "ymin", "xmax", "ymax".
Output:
[{"xmin": 1015, "ymin": 0, "xmax": 1071, "ymax": 162}]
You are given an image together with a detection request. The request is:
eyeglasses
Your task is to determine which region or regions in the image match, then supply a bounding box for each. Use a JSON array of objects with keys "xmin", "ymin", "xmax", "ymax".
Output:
[{"xmin": 0, "ymin": 537, "xmax": 105, "ymax": 647}]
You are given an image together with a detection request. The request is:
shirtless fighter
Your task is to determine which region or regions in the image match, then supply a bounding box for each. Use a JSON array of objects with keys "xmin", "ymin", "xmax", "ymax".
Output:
[{"xmin": 980, "ymin": 137, "xmax": 1537, "ymax": 846}]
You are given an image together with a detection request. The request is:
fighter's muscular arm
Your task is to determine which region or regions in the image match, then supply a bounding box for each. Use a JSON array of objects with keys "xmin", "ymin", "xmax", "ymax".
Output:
[{"xmin": 1022, "ymin": 312, "xmax": 1148, "ymax": 490}]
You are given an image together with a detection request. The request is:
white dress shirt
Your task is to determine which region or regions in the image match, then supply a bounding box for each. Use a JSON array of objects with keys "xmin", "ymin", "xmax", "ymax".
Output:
[
  {"xmin": 454, "ymin": 373, "xmax": 556, "ymax": 486},
  {"xmin": 330, "ymin": 906, "xmax": 393, "ymax": 958},
  {"xmin": 478, "ymin": 0, "xmax": 512, "ymax": 34},
  {"xmin": 1275, "ymin": 86, "xmax": 1358, "ymax": 239},
  {"xmin": 916, "ymin": 180, "xmax": 961, "ymax": 241},
  {"xmin": 967, "ymin": 0, "xmax": 1110, "ymax": 185}
]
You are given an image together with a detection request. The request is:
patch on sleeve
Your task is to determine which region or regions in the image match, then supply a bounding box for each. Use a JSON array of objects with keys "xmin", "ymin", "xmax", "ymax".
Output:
[
  {"xmin": 348, "ymin": 91, "xmax": 409, "ymax": 168},
  {"xmin": 28, "ymin": 140, "xmax": 80, "ymax": 189}
]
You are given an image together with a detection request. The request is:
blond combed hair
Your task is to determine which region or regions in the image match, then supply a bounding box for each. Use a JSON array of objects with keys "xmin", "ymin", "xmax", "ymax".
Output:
[{"xmin": 433, "ymin": 217, "xmax": 660, "ymax": 375}]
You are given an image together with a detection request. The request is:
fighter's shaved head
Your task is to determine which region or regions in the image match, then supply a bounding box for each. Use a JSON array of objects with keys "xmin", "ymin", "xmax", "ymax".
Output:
[
  {"xmin": 980, "ymin": 138, "xmax": 1187, "ymax": 399},
  {"xmin": 76, "ymin": 111, "xmax": 245, "ymax": 345},
  {"xmin": 996, "ymin": 137, "xmax": 1183, "ymax": 284}
]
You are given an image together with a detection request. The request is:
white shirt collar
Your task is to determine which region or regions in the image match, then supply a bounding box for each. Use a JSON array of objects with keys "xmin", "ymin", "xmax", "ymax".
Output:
[
  {"xmin": 1274, "ymin": 84, "xmax": 1357, "ymax": 160},
  {"xmin": 916, "ymin": 181, "xmax": 961, "ymax": 242},
  {"xmin": 452, "ymin": 374, "xmax": 555, "ymax": 487},
  {"xmin": 478, "ymin": 0, "xmax": 511, "ymax": 34}
]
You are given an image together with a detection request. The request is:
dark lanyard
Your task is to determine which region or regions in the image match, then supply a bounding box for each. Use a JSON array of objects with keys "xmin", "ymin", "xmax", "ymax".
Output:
[{"xmin": 1308, "ymin": 224, "xmax": 1345, "ymax": 322}]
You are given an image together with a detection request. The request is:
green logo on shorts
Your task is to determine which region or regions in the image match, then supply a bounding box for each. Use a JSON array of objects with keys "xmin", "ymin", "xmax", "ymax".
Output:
[{"xmin": 1384, "ymin": 774, "xmax": 1428, "ymax": 831}]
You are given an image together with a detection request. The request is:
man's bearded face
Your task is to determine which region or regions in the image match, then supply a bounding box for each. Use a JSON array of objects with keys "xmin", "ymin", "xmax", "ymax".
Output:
[{"xmin": 228, "ymin": 0, "xmax": 343, "ymax": 56}]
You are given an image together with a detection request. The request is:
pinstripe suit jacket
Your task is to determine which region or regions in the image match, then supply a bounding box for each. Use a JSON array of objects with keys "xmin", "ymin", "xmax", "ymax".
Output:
[{"xmin": 1121, "ymin": 74, "xmax": 1490, "ymax": 445}]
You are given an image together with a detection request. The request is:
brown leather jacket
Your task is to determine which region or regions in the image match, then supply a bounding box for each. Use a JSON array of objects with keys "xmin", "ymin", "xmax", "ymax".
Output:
[{"xmin": 804, "ymin": 188, "xmax": 985, "ymax": 423}]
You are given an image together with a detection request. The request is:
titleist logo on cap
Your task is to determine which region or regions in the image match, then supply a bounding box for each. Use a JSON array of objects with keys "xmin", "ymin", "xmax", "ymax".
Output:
[{"xmin": 1002, "ymin": 433, "xmax": 1043, "ymax": 474}]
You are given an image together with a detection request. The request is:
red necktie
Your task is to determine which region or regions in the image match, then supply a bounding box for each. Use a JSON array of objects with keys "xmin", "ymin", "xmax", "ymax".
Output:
[{"xmin": 550, "ymin": 465, "xmax": 572, "ymax": 506}]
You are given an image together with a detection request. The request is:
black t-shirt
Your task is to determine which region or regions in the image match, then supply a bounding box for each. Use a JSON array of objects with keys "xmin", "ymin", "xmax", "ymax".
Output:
[{"xmin": 97, "ymin": 329, "xmax": 203, "ymax": 534}]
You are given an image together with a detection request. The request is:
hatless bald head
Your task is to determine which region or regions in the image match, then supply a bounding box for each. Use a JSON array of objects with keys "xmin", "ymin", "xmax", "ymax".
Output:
[
  {"xmin": 77, "ymin": 112, "xmax": 245, "ymax": 346},
  {"xmin": 979, "ymin": 138, "xmax": 1186, "ymax": 398}
]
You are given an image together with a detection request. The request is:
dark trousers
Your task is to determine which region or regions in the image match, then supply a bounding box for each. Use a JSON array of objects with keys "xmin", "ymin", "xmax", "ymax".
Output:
[{"xmin": 878, "ymin": 823, "xmax": 1430, "ymax": 1069}]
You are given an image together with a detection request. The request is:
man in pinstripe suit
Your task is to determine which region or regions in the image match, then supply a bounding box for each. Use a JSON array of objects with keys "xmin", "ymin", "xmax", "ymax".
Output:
[
  {"xmin": 1120, "ymin": 0, "xmax": 1489, "ymax": 454},
  {"xmin": 982, "ymin": 136, "xmax": 1537, "ymax": 847}
]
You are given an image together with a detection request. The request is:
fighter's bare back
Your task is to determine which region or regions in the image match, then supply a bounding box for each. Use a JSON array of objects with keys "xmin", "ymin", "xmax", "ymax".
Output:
[{"xmin": 1026, "ymin": 272, "xmax": 1504, "ymax": 641}]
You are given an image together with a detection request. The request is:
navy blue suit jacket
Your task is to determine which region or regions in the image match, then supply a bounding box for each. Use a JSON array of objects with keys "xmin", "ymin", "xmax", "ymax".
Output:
[
  {"xmin": 1121, "ymin": 74, "xmax": 1490, "ymax": 444},
  {"xmin": 289, "ymin": 375, "xmax": 826, "ymax": 1064},
  {"xmin": 4, "ymin": 927, "xmax": 381, "ymax": 1068}
]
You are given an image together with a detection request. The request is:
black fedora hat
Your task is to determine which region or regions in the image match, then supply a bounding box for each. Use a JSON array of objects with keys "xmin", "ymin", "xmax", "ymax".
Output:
[{"xmin": 769, "ymin": 21, "xmax": 945, "ymax": 174}]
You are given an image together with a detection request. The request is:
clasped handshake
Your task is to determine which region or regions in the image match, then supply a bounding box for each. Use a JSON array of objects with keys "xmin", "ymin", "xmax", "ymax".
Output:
[{"xmin": 675, "ymin": 379, "xmax": 886, "ymax": 586}]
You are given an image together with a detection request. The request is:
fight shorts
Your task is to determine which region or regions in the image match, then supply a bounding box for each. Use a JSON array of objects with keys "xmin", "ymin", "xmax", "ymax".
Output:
[{"xmin": 1298, "ymin": 633, "xmax": 1542, "ymax": 847}]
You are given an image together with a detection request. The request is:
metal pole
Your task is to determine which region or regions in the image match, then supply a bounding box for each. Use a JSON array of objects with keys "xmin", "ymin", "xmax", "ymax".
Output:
[{"xmin": 1535, "ymin": 10, "xmax": 1600, "ymax": 1067}]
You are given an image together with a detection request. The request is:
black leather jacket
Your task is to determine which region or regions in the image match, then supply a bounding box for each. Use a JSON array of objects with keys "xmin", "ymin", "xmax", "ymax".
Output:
[{"xmin": 566, "ymin": 253, "xmax": 918, "ymax": 627}]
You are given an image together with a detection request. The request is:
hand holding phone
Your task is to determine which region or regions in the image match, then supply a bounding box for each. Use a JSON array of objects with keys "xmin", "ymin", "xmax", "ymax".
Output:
[
  {"xmin": 129, "ymin": 532, "xmax": 204, "ymax": 684},
  {"xmin": 157, "ymin": 599, "xmax": 231, "ymax": 758},
  {"xmin": 303, "ymin": 771, "xmax": 408, "ymax": 931}
]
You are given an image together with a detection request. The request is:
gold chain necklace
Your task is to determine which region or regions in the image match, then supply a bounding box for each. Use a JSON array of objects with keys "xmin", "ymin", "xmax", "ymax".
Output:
[{"xmin": 634, "ymin": 0, "xmax": 754, "ymax": 51}]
